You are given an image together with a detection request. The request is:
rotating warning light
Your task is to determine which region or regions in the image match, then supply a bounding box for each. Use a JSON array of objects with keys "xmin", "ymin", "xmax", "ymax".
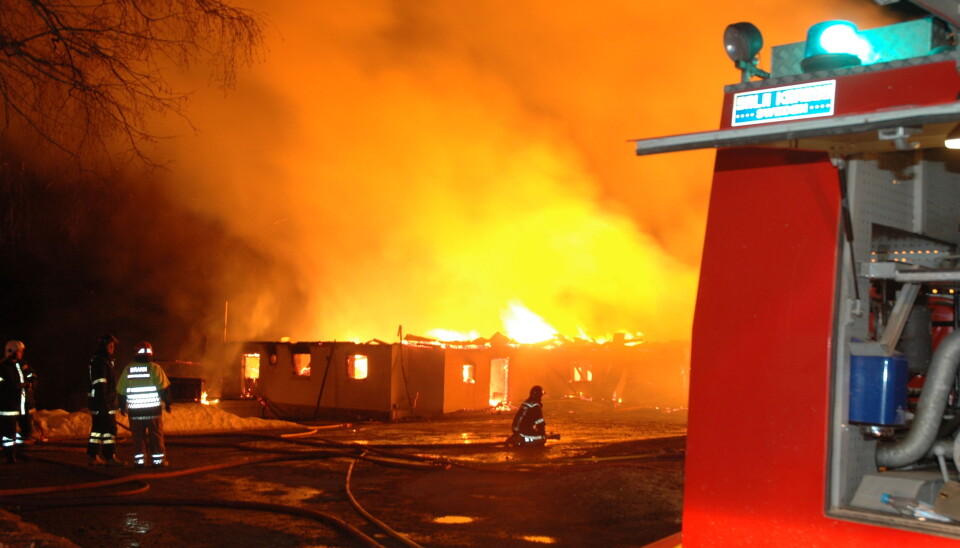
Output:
[
  {"xmin": 801, "ymin": 21, "xmax": 871, "ymax": 72},
  {"xmin": 724, "ymin": 22, "xmax": 770, "ymax": 83}
]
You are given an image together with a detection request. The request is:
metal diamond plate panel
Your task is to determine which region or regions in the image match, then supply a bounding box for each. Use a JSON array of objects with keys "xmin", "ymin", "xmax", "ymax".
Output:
[
  {"xmin": 851, "ymin": 157, "xmax": 915, "ymax": 241},
  {"xmin": 919, "ymin": 156, "xmax": 960, "ymax": 243},
  {"xmin": 851, "ymin": 154, "xmax": 960, "ymax": 270}
]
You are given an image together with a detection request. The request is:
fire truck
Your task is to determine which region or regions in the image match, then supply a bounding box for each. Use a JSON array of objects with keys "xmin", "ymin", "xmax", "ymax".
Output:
[{"xmin": 634, "ymin": 1, "xmax": 960, "ymax": 545}]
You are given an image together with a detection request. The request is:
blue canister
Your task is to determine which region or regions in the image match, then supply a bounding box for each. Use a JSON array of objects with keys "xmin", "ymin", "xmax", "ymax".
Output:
[{"xmin": 849, "ymin": 341, "xmax": 909, "ymax": 426}]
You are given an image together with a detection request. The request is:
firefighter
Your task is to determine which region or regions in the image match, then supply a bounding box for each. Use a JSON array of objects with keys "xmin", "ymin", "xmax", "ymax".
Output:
[
  {"xmin": 507, "ymin": 385, "xmax": 547, "ymax": 447},
  {"xmin": 87, "ymin": 333, "xmax": 123, "ymax": 466},
  {"xmin": 14, "ymin": 342, "xmax": 37, "ymax": 457},
  {"xmin": 117, "ymin": 341, "xmax": 172, "ymax": 467},
  {"xmin": 0, "ymin": 341, "xmax": 27, "ymax": 464}
]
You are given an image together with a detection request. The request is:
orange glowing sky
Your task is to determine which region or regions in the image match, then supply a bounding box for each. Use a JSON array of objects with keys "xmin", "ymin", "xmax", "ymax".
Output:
[{"xmin": 150, "ymin": 1, "xmax": 897, "ymax": 343}]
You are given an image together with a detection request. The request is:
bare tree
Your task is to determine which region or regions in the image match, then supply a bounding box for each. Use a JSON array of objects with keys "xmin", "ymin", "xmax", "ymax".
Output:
[{"xmin": 0, "ymin": 0, "xmax": 264, "ymax": 167}]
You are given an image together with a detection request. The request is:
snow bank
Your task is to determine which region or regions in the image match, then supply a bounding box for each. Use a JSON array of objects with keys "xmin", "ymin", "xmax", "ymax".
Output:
[{"xmin": 34, "ymin": 404, "xmax": 298, "ymax": 440}]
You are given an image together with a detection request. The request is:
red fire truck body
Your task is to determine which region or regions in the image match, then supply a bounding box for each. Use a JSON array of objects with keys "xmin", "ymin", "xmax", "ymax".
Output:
[{"xmin": 637, "ymin": 7, "xmax": 960, "ymax": 546}]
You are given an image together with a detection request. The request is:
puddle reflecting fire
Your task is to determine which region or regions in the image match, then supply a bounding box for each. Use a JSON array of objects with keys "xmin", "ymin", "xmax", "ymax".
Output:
[
  {"xmin": 432, "ymin": 515, "xmax": 475, "ymax": 524},
  {"xmin": 520, "ymin": 535, "xmax": 557, "ymax": 544}
]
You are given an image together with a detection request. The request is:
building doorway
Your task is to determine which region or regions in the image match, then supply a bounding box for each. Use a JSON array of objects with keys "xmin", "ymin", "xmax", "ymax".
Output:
[{"xmin": 489, "ymin": 357, "xmax": 509, "ymax": 407}]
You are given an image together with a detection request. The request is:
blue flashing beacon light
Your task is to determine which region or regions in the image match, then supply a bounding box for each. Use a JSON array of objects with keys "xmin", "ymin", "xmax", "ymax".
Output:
[{"xmin": 801, "ymin": 20, "xmax": 872, "ymax": 72}]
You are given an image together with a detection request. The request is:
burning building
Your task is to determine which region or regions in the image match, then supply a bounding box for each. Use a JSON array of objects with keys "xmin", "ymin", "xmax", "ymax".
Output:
[{"xmin": 225, "ymin": 334, "xmax": 688, "ymax": 421}]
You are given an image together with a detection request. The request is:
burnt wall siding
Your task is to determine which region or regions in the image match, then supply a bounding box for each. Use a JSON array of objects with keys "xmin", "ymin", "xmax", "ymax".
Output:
[
  {"xmin": 252, "ymin": 342, "xmax": 394, "ymax": 415},
  {"xmin": 317, "ymin": 343, "xmax": 393, "ymax": 413},
  {"xmin": 392, "ymin": 345, "xmax": 446, "ymax": 415},
  {"xmin": 443, "ymin": 348, "xmax": 492, "ymax": 413}
]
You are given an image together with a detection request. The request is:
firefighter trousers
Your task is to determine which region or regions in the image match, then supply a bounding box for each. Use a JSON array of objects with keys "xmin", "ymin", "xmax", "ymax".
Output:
[
  {"xmin": 88, "ymin": 411, "xmax": 118, "ymax": 459},
  {"xmin": 0, "ymin": 415, "xmax": 16, "ymax": 462},
  {"xmin": 129, "ymin": 416, "xmax": 165, "ymax": 466}
]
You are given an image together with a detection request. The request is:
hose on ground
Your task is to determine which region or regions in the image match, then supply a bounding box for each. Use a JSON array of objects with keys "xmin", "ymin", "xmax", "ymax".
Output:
[
  {"xmin": 0, "ymin": 446, "xmax": 442, "ymax": 498},
  {"xmin": 346, "ymin": 455, "xmax": 425, "ymax": 548},
  {"xmin": 164, "ymin": 430, "xmax": 683, "ymax": 474},
  {"xmin": 2, "ymin": 430, "xmax": 684, "ymax": 547},
  {"xmin": 10, "ymin": 496, "xmax": 386, "ymax": 548}
]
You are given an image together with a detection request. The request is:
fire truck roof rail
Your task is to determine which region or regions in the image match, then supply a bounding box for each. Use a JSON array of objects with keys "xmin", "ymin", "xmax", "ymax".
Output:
[{"xmin": 632, "ymin": 101, "xmax": 960, "ymax": 156}]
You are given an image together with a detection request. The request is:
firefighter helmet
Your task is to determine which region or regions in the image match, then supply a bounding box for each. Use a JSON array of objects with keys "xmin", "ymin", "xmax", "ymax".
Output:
[
  {"xmin": 99, "ymin": 333, "xmax": 118, "ymax": 345},
  {"xmin": 135, "ymin": 341, "xmax": 154, "ymax": 356},
  {"xmin": 4, "ymin": 340, "xmax": 24, "ymax": 356},
  {"xmin": 529, "ymin": 385, "xmax": 544, "ymax": 399}
]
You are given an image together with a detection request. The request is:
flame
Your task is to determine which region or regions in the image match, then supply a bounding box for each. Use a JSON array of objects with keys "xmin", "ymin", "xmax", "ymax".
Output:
[
  {"xmin": 501, "ymin": 301, "xmax": 557, "ymax": 344},
  {"xmin": 200, "ymin": 391, "xmax": 219, "ymax": 405},
  {"xmin": 347, "ymin": 354, "xmax": 368, "ymax": 379},
  {"xmin": 146, "ymin": 0, "xmax": 897, "ymax": 355},
  {"xmin": 426, "ymin": 328, "xmax": 481, "ymax": 342},
  {"xmin": 294, "ymin": 353, "xmax": 311, "ymax": 376},
  {"xmin": 423, "ymin": 308, "xmax": 650, "ymax": 345}
]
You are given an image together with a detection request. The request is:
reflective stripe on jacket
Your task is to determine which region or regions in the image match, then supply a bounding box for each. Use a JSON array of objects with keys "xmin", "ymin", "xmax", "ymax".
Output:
[
  {"xmin": 0, "ymin": 357, "xmax": 25, "ymax": 416},
  {"xmin": 88, "ymin": 353, "xmax": 118, "ymax": 412},
  {"xmin": 511, "ymin": 400, "xmax": 545, "ymax": 440},
  {"xmin": 117, "ymin": 361, "xmax": 171, "ymax": 420}
]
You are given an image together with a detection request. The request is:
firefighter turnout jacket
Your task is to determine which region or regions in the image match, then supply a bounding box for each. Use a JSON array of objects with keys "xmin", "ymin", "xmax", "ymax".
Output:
[
  {"xmin": 88, "ymin": 351, "xmax": 119, "ymax": 413},
  {"xmin": 0, "ymin": 355, "xmax": 30, "ymax": 417},
  {"xmin": 117, "ymin": 359, "xmax": 171, "ymax": 420},
  {"xmin": 511, "ymin": 398, "xmax": 546, "ymax": 444},
  {"xmin": 0, "ymin": 354, "xmax": 31, "ymax": 454}
]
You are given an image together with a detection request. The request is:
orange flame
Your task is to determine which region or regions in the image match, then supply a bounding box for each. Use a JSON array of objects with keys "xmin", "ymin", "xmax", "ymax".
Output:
[
  {"xmin": 151, "ymin": 1, "xmax": 898, "ymax": 348},
  {"xmin": 426, "ymin": 328, "xmax": 481, "ymax": 342},
  {"xmin": 501, "ymin": 301, "xmax": 557, "ymax": 344}
]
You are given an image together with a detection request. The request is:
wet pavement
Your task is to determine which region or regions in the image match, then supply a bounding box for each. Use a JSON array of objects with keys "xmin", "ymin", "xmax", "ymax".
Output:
[{"xmin": 0, "ymin": 400, "xmax": 686, "ymax": 547}]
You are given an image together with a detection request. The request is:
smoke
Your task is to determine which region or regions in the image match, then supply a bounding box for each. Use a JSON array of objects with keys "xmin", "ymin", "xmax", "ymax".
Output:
[{"xmin": 146, "ymin": 0, "xmax": 897, "ymax": 343}]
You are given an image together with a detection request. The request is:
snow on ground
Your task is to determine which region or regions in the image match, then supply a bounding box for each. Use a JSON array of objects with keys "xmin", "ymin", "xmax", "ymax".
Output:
[{"xmin": 34, "ymin": 404, "xmax": 297, "ymax": 440}]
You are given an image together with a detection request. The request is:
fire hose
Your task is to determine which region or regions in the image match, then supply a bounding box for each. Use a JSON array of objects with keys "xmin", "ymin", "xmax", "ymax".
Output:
[
  {"xmin": 346, "ymin": 455, "xmax": 425, "ymax": 548},
  {"xmin": 10, "ymin": 496, "xmax": 386, "ymax": 548},
  {"xmin": 2, "ymin": 431, "xmax": 682, "ymax": 546},
  {"xmin": 0, "ymin": 442, "xmax": 448, "ymax": 547},
  {"xmin": 39, "ymin": 430, "xmax": 680, "ymax": 473},
  {"xmin": 223, "ymin": 430, "xmax": 680, "ymax": 472},
  {"xmin": 0, "ymin": 452, "xmax": 414, "ymax": 548}
]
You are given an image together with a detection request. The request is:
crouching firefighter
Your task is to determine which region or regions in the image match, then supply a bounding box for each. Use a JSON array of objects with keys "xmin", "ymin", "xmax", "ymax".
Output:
[
  {"xmin": 507, "ymin": 385, "xmax": 547, "ymax": 447},
  {"xmin": 117, "ymin": 342, "xmax": 172, "ymax": 467}
]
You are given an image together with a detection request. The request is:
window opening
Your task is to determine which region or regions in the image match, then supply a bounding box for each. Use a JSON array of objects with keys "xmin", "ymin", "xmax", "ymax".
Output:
[
  {"xmin": 348, "ymin": 354, "xmax": 368, "ymax": 380},
  {"xmin": 241, "ymin": 353, "xmax": 261, "ymax": 397},
  {"xmin": 293, "ymin": 353, "xmax": 311, "ymax": 377},
  {"xmin": 573, "ymin": 362, "xmax": 593, "ymax": 382}
]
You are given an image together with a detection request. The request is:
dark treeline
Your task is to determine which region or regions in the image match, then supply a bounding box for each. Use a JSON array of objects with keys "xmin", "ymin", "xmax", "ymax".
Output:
[{"xmin": 0, "ymin": 158, "xmax": 294, "ymax": 411}]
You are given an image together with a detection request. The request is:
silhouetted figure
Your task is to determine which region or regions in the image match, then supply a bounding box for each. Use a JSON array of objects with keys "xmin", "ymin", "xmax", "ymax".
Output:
[
  {"xmin": 87, "ymin": 334, "xmax": 123, "ymax": 466},
  {"xmin": 508, "ymin": 385, "xmax": 547, "ymax": 447},
  {"xmin": 12, "ymin": 342, "xmax": 37, "ymax": 459},
  {"xmin": 0, "ymin": 341, "xmax": 28, "ymax": 463},
  {"xmin": 2, "ymin": 341, "xmax": 36, "ymax": 461}
]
